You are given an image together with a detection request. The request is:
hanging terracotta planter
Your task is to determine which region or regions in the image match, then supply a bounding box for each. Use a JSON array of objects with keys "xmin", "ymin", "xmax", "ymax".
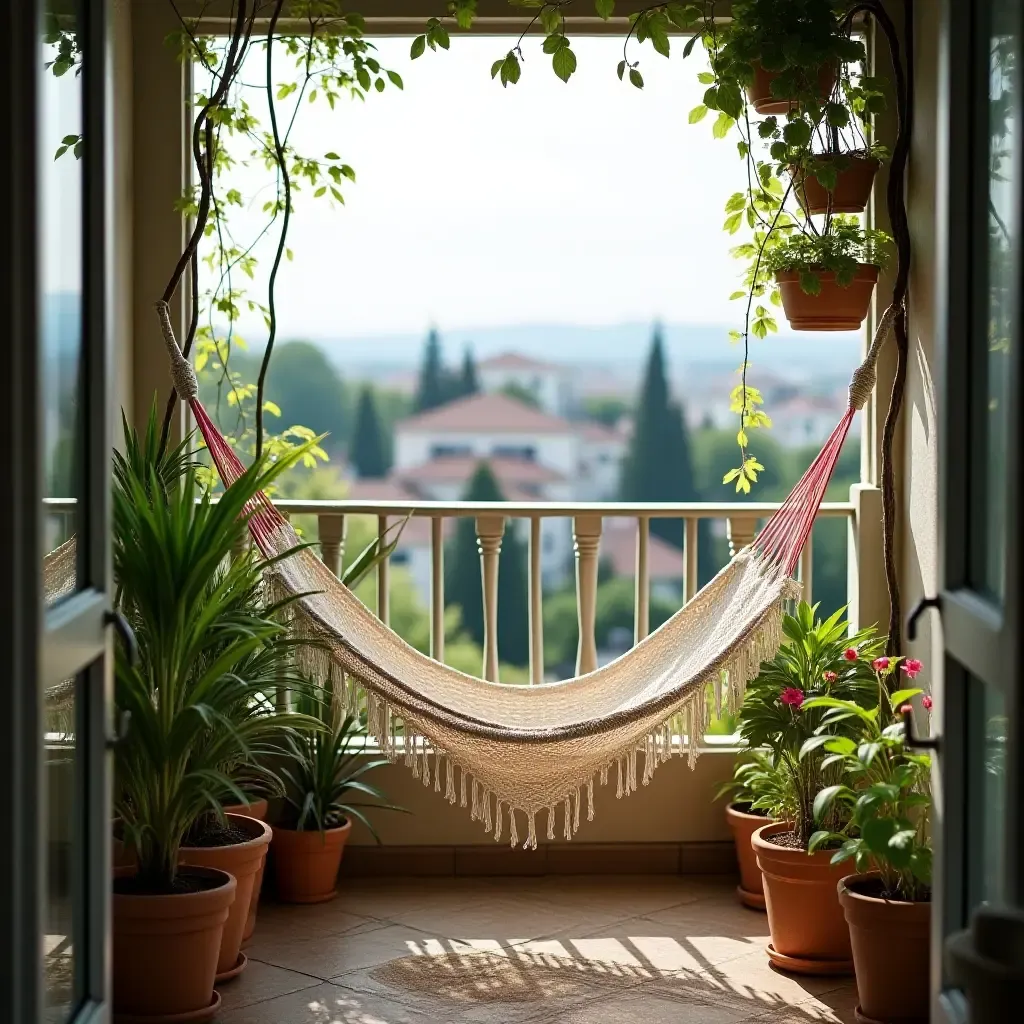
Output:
[
  {"xmin": 791, "ymin": 155, "xmax": 880, "ymax": 215},
  {"xmin": 179, "ymin": 813, "xmax": 272, "ymax": 983},
  {"xmin": 112, "ymin": 865, "xmax": 235, "ymax": 1024},
  {"xmin": 219, "ymin": 799, "xmax": 270, "ymax": 945},
  {"xmin": 752, "ymin": 822, "xmax": 853, "ymax": 975},
  {"xmin": 839, "ymin": 873, "xmax": 931, "ymax": 1023},
  {"xmin": 725, "ymin": 803, "xmax": 771, "ymax": 909},
  {"xmin": 747, "ymin": 62, "xmax": 837, "ymax": 115},
  {"xmin": 271, "ymin": 819, "xmax": 352, "ymax": 904},
  {"xmin": 776, "ymin": 264, "xmax": 879, "ymax": 331}
]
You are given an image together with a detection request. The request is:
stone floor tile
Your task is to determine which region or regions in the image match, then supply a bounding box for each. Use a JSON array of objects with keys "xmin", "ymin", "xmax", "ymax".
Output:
[
  {"xmin": 217, "ymin": 958, "xmax": 322, "ymax": 1012},
  {"xmin": 535, "ymin": 986, "xmax": 759, "ymax": 1024},
  {"xmin": 215, "ymin": 981, "xmax": 436, "ymax": 1024}
]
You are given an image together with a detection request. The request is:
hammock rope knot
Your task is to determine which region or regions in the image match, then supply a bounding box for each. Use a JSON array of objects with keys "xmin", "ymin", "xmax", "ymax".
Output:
[
  {"xmin": 155, "ymin": 300, "xmax": 199, "ymax": 401},
  {"xmin": 848, "ymin": 301, "xmax": 901, "ymax": 411}
]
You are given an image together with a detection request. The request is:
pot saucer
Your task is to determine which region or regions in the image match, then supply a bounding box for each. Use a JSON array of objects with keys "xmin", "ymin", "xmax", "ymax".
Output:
[
  {"xmin": 736, "ymin": 885, "xmax": 766, "ymax": 910},
  {"xmin": 853, "ymin": 1007, "xmax": 924, "ymax": 1024},
  {"xmin": 215, "ymin": 952, "xmax": 247, "ymax": 983},
  {"xmin": 114, "ymin": 990, "xmax": 221, "ymax": 1024},
  {"xmin": 766, "ymin": 943, "xmax": 854, "ymax": 976}
]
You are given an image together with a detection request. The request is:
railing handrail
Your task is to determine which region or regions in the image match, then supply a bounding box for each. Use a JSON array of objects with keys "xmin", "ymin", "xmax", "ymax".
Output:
[{"xmin": 43, "ymin": 496, "xmax": 855, "ymax": 518}]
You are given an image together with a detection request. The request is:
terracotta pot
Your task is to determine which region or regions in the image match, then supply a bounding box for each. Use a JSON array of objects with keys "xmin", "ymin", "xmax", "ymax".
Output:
[
  {"xmin": 753, "ymin": 822, "xmax": 853, "ymax": 975},
  {"xmin": 776, "ymin": 264, "xmax": 879, "ymax": 331},
  {"xmin": 271, "ymin": 819, "xmax": 352, "ymax": 904},
  {"xmin": 839, "ymin": 873, "xmax": 930, "ymax": 1022},
  {"xmin": 179, "ymin": 813, "xmax": 271, "ymax": 982},
  {"xmin": 747, "ymin": 62, "xmax": 837, "ymax": 115},
  {"xmin": 220, "ymin": 799, "xmax": 269, "ymax": 945},
  {"xmin": 222, "ymin": 796, "xmax": 269, "ymax": 820},
  {"xmin": 112, "ymin": 865, "xmax": 235, "ymax": 1023},
  {"xmin": 725, "ymin": 803, "xmax": 770, "ymax": 909},
  {"xmin": 791, "ymin": 155, "xmax": 880, "ymax": 215}
]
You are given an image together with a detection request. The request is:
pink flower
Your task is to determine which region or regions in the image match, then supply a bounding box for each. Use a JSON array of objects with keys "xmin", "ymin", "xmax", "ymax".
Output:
[
  {"xmin": 900, "ymin": 704, "xmax": 914, "ymax": 716},
  {"xmin": 901, "ymin": 658, "xmax": 924, "ymax": 679},
  {"xmin": 872, "ymin": 657, "xmax": 891, "ymax": 672},
  {"xmin": 823, "ymin": 671, "xmax": 838, "ymax": 683},
  {"xmin": 922, "ymin": 695, "xmax": 933, "ymax": 711},
  {"xmin": 843, "ymin": 648, "xmax": 858, "ymax": 661},
  {"xmin": 780, "ymin": 687, "xmax": 805, "ymax": 708}
]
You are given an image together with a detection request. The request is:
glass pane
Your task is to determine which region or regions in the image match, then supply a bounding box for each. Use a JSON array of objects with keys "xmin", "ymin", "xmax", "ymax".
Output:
[
  {"xmin": 41, "ymin": 1, "xmax": 83, "ymax": 603},
  {"xmin": 966, "ymin": 675, "xmax": 1007, "ymax": 909},
  {"xmin": 44, "ymin": 675, "xmax": 78, "ymax": 1023},
  {"xmin": 971, "ymin": 0, "xmax": 1019, "ymax": 598}
]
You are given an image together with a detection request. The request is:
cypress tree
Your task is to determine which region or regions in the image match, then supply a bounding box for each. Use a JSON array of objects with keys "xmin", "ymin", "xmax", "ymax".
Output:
[
  {"xmin": 445, "ymin": 463, "xmax": 530, "ymax": 670},
  {"xmin": 349, "ymin": 385, "xmax": 390, "ymax": 478},
  {"xmin": 414, "ymin": 328, "xmax": 448, "ymax": 412},
  {"xmin": 619, "ymin": 327, "xmax": 703, "ymax": 549},
  {"xmin": 458, "ymin": 345, "xmax": 479, "ymax": 398}
]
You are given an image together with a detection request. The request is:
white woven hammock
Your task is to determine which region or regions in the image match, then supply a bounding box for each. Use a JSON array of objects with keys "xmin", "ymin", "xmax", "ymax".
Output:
[{"xmin": 43, "ymin": 299, "xmax": 888, "ymax": 848}]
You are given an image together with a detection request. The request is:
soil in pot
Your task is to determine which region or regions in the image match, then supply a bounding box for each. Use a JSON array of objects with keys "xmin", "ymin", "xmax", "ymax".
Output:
[
  {"xmin": 753, "ymin": 822, "xmax": 853, "ymax": 975},
  {"xmin": 839, "ymin": 873, "xmax": 930, "ymax": 1023},
  {"xmin": 725, "ymin": 803, "xmax": 770, "ymax": 910},
  {"xmin": 113, "ymin": 865, "xmax": 235, "ymax": 1023},
  {"xmin": 179, "ymin": 813, "xmax": 272, "ymax": 983},
  {"xmin": 791, "ymin": 155, "xmax": 880, "ymax": 215},
  {"xmin": 747, "ymin": 62, "xmax": 837, "ymax": 115},
  {"xmin": 776, "ymin": 264, "xmax": 879, "ymax": 331},
  {"xmin": 218, "ymin": 798, "xmax": 269, "ymax": 946},
  {"xmin": 271, "ymin": 818, "xmax": 352, "ymax": 904}
]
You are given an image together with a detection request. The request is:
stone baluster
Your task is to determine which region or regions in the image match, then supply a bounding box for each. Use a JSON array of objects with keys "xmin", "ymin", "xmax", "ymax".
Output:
[
  {"xmin": 476, "ymin": 515, "xmax": 505, "ymax": 682},
  {"xmin": 574, "ymin": 515, "xmax": 603, "ymax": 675}
]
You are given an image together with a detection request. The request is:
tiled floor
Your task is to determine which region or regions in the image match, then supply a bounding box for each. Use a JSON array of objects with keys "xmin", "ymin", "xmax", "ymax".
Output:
[{"xmin": 220, "ymin": 875, "xmax": 858, "ymax": 1023}]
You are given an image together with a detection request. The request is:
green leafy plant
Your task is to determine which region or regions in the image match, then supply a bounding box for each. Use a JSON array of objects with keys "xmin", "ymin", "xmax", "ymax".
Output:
[
  {"xmin": 738, "ymin": 601, "xmax": 884, "ymax": 846},
  {"xmin": 717, "ymin": 748, "xmax": 796, "ymax": 823},
  {"xmin": 803, "ymin": 657, "xmax": 932, "ymax": 901},
  {"xmin": 764, "ymin": 221, "xmax": 893, "ymax": 293},
  {"xmin": 280, "ymin": 677, "xmax": 406, "ymax": 837},
  {"xmin": 113, "ymin": 418, "xmax": 320, "ymax": 891}
]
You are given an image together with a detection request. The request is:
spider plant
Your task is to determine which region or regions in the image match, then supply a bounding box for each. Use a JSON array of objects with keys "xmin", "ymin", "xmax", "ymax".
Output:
[
  {"xmin": 112, "ymin": 418, "xmax": 320, "ymax": 892},
  {"xmin": 280, "ymin": 676, "xmax": 406, "ymax": 838}
]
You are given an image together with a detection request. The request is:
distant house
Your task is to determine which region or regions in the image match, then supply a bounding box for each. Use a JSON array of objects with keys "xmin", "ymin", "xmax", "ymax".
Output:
[
  {"xmin": 477, "ymin": 352, "xmax": 573, "ymax": 417},
  {"xmin": 346, "ymin": 391, "xmax": 627, "ymax": 596}
]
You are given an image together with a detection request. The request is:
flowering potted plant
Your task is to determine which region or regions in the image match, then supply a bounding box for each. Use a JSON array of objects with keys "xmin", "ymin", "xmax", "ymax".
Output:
[
  {"xmin": 739, "ymin": 601, "xmax": 883, "ymax": 974},
  {"xmin": 717, "ymin": 750, "xmax": 793, "ymax": 909},
  {"xmin": 803, "ymin": 656, "xmax": 932, "ymax": 1022}
]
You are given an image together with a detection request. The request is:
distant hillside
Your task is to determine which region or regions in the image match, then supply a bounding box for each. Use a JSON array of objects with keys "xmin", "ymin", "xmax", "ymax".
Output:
[{"xmin": 314, "ymin": 322, "xmax": 863, "ymax": 381}]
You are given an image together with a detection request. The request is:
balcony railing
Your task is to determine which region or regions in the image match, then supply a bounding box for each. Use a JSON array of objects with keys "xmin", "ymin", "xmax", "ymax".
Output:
[{"xmin": 44, "ymin": 498, "xmax": 856, "ymax": 684}]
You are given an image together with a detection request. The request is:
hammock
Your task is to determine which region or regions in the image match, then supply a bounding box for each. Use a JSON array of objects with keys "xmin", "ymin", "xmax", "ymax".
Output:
[{"xmin": 48, "ymin": 302, "xmax": 892, "ymax": 848}]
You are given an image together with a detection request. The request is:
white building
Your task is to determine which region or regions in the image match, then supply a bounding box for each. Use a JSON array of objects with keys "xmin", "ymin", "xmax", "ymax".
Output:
[
  {"xmin": 363, "ymin": 392, "xmax": 628, "ymax": 597},
  {"xmin": 476, "ymin": 352, "xmax": 574, "ymax": 417}
]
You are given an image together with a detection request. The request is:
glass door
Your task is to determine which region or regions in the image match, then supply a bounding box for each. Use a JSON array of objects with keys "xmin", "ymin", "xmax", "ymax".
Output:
[
  {"xmin": 934, "ymin": 0, "xmax": 1022, "ymax": 1017},
  {"xmin": 1, "ymin": 1, "xmax": 115, "ymax": 1021}
]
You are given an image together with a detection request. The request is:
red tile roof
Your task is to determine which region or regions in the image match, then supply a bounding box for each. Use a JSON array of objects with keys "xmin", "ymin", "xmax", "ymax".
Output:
[
  {"xmin": 396, "ymin": 393, "xmax": 573, "ymax": 435},
  {"xmin": 602, "ymin": 519, "xmax": 685, "ymax": 581},
  {"xmin": 397, "ymin": 454, "xmax": 565, "ymax": 486},
  {"xmin": 478, "ymin": 352, "xmax": 561, "ymax": 372}
]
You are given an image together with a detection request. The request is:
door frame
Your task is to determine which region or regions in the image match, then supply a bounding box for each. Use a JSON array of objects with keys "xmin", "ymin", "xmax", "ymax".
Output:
[
  {"xmin": 934, "ymin": 0, "xmax": 1023, "ymax": 1017},
  {"xmin": 0, "ymin": 0, "xmax": 114, "ymax": 1020}
]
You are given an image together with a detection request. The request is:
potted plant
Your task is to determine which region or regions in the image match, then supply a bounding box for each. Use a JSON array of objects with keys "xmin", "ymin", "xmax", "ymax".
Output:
[
  {"xmin": 705, "ymin": 0, "xmax": 863, "ymax": 115},
  {"xmin": 805, "ymin": 657, "xmax": 932, "ymax": 1022},
  {"xmin": 111, "ymin": 418, "xmax": 315, "ymax": 1019},
  {"xmin": 272, "ymin": 682, "xmax": 405, "ymax": 904},
  {"xmin": 718, "ymin": 750, "xmax": 792, "ymax": 909},
  {"xmin": 764, "ymin": 221, "xmax": 893, "ymax": 330},
  {"xmin": 741, "ymin": 602, "xmax": 883, "ymax": 975},
  {"xmin": 789, "ymin": 144, "xmax": 889, "ymax": 215}
]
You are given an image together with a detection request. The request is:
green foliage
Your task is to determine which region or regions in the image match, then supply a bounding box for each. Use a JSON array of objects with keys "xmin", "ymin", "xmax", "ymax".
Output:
[
  {"xmin": 581, "ymin": 395, "xmax": 630, "ymax": 428},
  {"xmin": 349, "ymin": 385, "xmax": 391, "ymax": 479},
  {"xmin": 738, "ymin": 602, "xmax": 884, "ymax": 846},
  {"xmin": 618, "ymin": 328, "xmax": 704, "ymax": 550},
  {"xmin": 280, "ymin": 683, "xmax": 405, "ymax": 837},
  {"xmin": 804, "ymin": 659, "xmax": 932, "ymax": 901},
  {"xmin": 444, "ymin": 464, "xmax": 531, "ymax": 668},
  {"xmin": 500, "ymin": 381, "xmax": 542, "ymax": 408},
  {"xmin": 764, "ymin": 222, "xmax": 894, "ymax": 291},
  {"xmin": 112, "ymin": 417, "xmax": 318, "ymax": 890},
  {"xmin": 413, "ymin": 329, "xmax": 475, "ymax": 411},
  {"xmin": 717, "ymin": 749, "xmax": 796, "ymax": 823}
]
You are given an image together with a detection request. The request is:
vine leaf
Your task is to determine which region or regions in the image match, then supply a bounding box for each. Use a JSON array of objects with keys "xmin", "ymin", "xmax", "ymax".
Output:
[
  {"xmin": 552, "ymin": 46, "xmax": 578, "ymax": 83},
  {"xmin": 595, "ymin": 0, "xmax": 615, "ymax": 19},
  {"xmin": 410, "ymin": 35, "xmax": 426, "ymax": 59},
  {"xmin": 617, "ymin": 60, "xmax": 626, "ymax": 81},
  {"xmin": 629, "ymin": 67, "xmax": 644, "ymax": 89},
  {"xmin": 688, "ymin": 104, "xmax": 708, "ymax": 124}
]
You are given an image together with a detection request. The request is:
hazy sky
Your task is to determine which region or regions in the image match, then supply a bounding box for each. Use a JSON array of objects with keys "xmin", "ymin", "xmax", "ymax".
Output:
[{"xmin": 206, "ymin": 34, "xmax": 748, "ymax": 340}]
